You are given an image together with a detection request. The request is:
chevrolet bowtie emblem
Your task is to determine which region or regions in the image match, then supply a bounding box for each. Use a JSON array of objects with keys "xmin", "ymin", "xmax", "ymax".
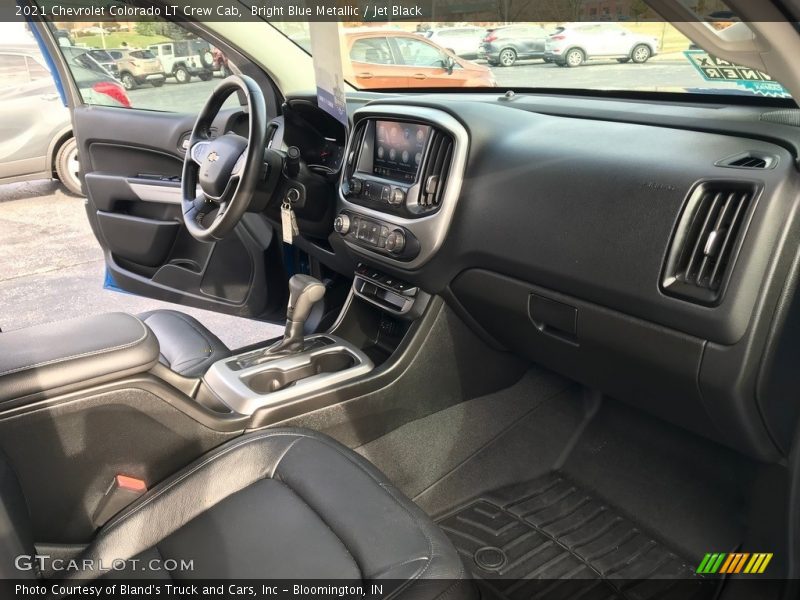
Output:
[{"xmin": 207, "ymin": 151, "xmax": 219, "ymax": 162}]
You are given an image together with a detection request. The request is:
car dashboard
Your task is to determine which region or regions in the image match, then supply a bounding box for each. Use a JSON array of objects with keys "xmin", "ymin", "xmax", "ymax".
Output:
[{"xmin": 271, "ymin": 90, "xmax": 800, "ymax": 465}]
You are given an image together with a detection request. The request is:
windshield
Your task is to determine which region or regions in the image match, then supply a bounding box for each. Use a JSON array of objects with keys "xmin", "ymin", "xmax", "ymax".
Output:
[{"xmin": 271, "ymin": 19, "xmax": 791, "ymax": 100}]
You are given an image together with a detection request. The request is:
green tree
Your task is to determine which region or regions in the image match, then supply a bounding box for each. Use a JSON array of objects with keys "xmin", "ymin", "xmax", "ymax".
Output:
[
  {"xmin": 630, "ymin": 0, "xmax": 651, "ymax": 22},
  {"xmin": 135, "ymin": 22, "xmax": 156, "ymax": 36}
]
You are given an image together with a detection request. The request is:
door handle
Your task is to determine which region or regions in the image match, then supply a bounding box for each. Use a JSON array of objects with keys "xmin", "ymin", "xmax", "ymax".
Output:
[
  {"xmin": 412, "ymin": 73, "xmax": 428, "ymax": 80},
  {"xmin": 358, "ymin": 72, "xmax": 373, "ymax": 79}
]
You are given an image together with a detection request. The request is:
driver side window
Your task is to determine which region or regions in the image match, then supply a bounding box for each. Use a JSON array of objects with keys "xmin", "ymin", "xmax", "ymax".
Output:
[{"xmin": 47, "ymin": 13, "xmax": 239, "ymax": 113}]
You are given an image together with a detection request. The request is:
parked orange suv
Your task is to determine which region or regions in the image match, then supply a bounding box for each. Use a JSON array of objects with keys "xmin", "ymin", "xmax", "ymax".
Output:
[{"xmin": 345, "ymin": 30, "xmax": 495, "ymax": 89}]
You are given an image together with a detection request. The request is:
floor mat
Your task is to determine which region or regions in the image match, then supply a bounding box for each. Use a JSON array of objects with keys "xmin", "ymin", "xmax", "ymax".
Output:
[{"xmin": 437, "ymin": 472, "xmax": 717, "ymax": 600}]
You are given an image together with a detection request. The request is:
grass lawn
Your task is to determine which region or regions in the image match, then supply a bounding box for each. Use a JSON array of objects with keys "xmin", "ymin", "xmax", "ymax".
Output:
[{"xmin": 75, "ymin": 32, "xmax": 170, "ymax": 50}]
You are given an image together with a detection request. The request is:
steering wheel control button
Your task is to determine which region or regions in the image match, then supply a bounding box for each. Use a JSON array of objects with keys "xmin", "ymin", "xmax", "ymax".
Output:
[
  {"xmin": 334, "ymin": 213, "xmax": 351, "ymax": 235},
  {"xmin": 385, "ymin": 230, "xmax": 406, "ymax": 254}
]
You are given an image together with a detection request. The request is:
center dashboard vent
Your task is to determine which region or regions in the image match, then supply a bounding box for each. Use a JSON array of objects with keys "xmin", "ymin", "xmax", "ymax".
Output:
[
  {"xmin": 661, "ymin": 181, "xmax": 759, "ymax": 305},
  {"xmin": 418, "ymin": 130, "xmax": 454, "ymax": 210}
]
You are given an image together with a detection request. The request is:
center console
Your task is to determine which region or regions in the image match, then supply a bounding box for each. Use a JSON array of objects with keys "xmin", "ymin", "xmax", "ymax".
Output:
[
  {"xmin": 335, "ymin": 106, "xmax": 468, "ymax": 270},
  {"xmin": 202, "ymin": 106, "xmax": 466, "ymax": 420},
  {"xmin": 202, "ymin": 334, "xmax": 372, "ymax": 416}
]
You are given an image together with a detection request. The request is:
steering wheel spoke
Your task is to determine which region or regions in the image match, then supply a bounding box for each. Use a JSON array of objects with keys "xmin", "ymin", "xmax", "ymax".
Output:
[{"xmin": 231, "ymin": 148, "xmax": 248, "ymax": 177}]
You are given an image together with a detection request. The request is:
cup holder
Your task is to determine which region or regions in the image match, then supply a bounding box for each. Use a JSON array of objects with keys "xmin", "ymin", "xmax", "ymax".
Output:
[{"xmin": 245, "ymin": 351, "xmax": 356, "ymax": 395}]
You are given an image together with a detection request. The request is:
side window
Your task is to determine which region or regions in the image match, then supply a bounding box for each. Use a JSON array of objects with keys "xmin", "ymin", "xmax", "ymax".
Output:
[
  {"xmin": 50, "ymin": 14, "xmax": 239, "ymax": 113},
  {"xmin": 350, "ymin": 38, "xmax": 394, "ymax": 65},
  {"xmin": 0, "ymin": 54, "xmax": 29, "ymax": 87},
  {"xmin": 394, "ymin": 38, "xmax": 447, "ymax": 67},
  {"xmin": 0, "ymin": 53, "xmax": 55, "ymax": 101}
]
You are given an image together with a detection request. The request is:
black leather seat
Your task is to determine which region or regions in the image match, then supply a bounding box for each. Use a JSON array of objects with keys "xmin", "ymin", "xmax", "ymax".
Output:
[
  {"xmin": 2, "ymin": 429, "xmax": 474, "ymax": 596},
  {"xmin": 138, "ymin": 310, "xmax": 229, "ymax": 377}
]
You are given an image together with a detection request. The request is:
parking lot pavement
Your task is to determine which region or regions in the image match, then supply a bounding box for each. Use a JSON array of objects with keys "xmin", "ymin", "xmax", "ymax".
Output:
[
  {"xmin": 127, "ymin": 78, "xmax": 219, "ymax": 113},
  {"xmin": 0, "ymin": 181, "xmax": 283, "ymax": 349}
]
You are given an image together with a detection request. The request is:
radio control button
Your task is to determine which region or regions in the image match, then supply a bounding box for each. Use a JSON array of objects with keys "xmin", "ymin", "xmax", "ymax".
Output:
[
  {"xmin": 381, "ymin": 185, "xmax": 391, "ymax": 202},
  {"xmin": 368, "ymin": 224, "xmax": 380, "ymax": 244},
  {"xmin": 350, "ymin": 179, "xmax": 363, "ymax": 195}
]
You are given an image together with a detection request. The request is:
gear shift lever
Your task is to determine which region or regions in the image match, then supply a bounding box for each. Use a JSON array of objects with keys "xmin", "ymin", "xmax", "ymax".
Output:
[{"xmin": 269, "ymin": 274, "xmax": 325, "ymax": 354}]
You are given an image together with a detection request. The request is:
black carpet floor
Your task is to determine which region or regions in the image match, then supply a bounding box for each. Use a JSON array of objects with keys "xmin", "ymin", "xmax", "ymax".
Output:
[
  {"xmin": 437, "ymin": 472, "xmax": 717, "ymax": 599},
  {"xmin": 356, "ymin": 366, "xmax": 761, "ymax": 594}
]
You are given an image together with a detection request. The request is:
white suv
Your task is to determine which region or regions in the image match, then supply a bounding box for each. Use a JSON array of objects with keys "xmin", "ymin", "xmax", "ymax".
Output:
[
  {"xmin": 148, "ymin": 40, "xmax": 214, "ymax": 84},
  {"xmin": 545, "ymin": 23, "xmax": 660, "ymax": 67},
  {"xmin": 425, "ymin": 27, "xmax": 485, "ymax": 59}
]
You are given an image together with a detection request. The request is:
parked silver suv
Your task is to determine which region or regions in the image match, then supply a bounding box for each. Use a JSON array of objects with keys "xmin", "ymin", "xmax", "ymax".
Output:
[
  {"xmin": 0, "ymin": 45, "xmax": 130, "ymax": 195},
  {"xmin": 545, "ymin": 23, "xmax": 660, "ymax": 67}
]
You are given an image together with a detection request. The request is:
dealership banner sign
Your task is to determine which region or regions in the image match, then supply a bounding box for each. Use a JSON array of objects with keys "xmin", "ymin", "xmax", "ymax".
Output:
[
  {"xmin": 684, "ymin": 50, "xmax": 791, "ymax": 98},
  {"xmin": 308, "ymin": 21, "xmax": 348, "ymax": 126}
]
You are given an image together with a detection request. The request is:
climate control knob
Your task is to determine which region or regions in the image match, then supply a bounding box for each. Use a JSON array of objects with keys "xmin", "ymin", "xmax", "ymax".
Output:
[
  {"xmin": 334, "ymin": 213, "xmax": 351, "ymax": 235},
  {"xmin": 389, "ymin": 188, "xmax": 405, "ymax": 206},
  {"xmin": 385, "ymin": 229, "xmax": 406, "ymax": 254}
]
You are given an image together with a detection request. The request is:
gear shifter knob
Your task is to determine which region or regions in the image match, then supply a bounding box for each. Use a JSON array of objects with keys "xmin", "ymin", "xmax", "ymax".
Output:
[
  {"xmin": 287, "ymin": 274, "xmax": 326, "ymax": 324},
  {"xmin": 268, "ymin": 274, "xmax": 325, "ymax": 354}
]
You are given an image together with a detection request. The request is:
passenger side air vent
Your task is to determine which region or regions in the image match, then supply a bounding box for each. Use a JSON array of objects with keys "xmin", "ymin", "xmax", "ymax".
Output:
[
  {"xmin": 661, "ymin": 182, "xmax": 759, "ymax": 305},
  {"xmin": 346, "ymin": 120, "xmax": 368, "ymax": 180},
  {"xmin": 418, "ymin": 130, "xmax": 454, "ymax": 211},
  {"xmin": 717, "ymin": 152, "xmax": 776, "ymax": 170}
]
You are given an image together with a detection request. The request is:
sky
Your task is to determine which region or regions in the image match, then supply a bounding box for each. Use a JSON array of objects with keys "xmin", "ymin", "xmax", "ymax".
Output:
[{"xmin": 0, "ymin": 21, "xmax": 36, "ymax": 46}]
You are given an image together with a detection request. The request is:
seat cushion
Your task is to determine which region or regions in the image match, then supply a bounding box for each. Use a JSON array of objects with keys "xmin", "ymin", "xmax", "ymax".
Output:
[
  {"xmin": 70, "ymin": 429, "xmax": 475, "ymax": 597},
  {"xmin": 138, "ymin": 310, "xmax": 229, "ymax": 377}
]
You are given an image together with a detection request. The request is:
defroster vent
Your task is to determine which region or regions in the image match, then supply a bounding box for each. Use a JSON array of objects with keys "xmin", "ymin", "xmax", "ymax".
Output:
[
  {"xmin": 418, "ymin": 130, "xmax": 454, "ymax": 210},
  {"xmin": 661, "ymin": 181, "xmax": 759, "ymax": 305}
]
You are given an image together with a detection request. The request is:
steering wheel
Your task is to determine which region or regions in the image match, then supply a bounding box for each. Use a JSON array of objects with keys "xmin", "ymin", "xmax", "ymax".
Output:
[{"xmin": 181, "ymin": 75, "xmax": 267, "ymax": 242}]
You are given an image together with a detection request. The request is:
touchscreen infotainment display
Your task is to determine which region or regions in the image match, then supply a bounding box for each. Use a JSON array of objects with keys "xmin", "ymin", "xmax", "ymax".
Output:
[{"xmin": 373, "ymin": 121, "xmax": 431, "ymax": 183}]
